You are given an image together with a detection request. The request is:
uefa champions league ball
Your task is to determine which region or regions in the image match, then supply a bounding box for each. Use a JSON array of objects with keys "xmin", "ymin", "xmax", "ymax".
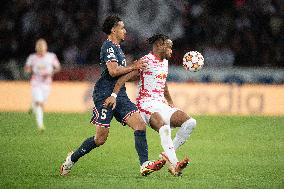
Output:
[{"xmin": 183, "ymin": 51, "xmax": 204, "ymax": 72}]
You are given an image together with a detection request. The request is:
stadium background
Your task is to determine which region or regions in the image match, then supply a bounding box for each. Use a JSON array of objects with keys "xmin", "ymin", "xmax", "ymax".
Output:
[
  {"xmin": 0, "ymin": 1, "xmax": 283, "ymax": 189},
  {"xmin": 0, "ymin": 0, "xmax": 283, "ymax": 114}
]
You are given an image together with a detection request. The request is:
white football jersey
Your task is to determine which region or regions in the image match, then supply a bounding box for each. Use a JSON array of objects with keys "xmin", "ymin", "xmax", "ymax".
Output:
[
  {"xmin": 137, "ymin": 52, "xmax": 168, "ymax": 103},
  {"xmin": 25, "ymin": 52, "xmax": 60, "ymax": 86}
]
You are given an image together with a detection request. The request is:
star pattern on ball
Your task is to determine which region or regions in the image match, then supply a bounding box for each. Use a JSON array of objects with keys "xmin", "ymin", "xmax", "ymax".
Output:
[{"xmin": 191, "ymin": 63, "xmax": 200, "ymax": 69}]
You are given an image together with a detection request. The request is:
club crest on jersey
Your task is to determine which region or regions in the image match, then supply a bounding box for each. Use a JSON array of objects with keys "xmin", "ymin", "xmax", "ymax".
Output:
[{"xmin": 107, "ymin": 47, "xmax": 114, "ymax": 53}]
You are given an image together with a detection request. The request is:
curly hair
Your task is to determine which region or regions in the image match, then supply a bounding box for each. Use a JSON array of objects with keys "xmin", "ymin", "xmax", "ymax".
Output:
[
  {"xmin": 102, "ymin": 15, "xmax": 122, "ymax": 35},
  {"xmin": 147, "ymin": 34, "xmax": 170, "ymax": 45}
]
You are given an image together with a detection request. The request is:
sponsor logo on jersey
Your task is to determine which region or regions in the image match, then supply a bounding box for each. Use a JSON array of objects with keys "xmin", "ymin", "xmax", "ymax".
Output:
[{"xmin": 156, "ymin": 72, "xmax": 167, "ymax": 79}]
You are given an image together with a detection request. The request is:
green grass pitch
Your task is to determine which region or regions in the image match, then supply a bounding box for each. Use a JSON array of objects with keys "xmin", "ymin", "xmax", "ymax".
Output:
[{"xmin": 0, "ymin": 112, "xmax": 283, "ymax": 189}]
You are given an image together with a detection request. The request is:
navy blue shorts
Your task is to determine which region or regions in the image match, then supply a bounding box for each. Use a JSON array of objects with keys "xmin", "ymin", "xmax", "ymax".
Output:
[{"xmin": 90, "ymin": 96, "xmax": 138, "ymax": 128}]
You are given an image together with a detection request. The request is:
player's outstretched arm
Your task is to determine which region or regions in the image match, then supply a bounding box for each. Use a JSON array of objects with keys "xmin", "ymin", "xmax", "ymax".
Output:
[
  {"xmin": 107, "ymin": 59, "xmax": 147, "ymax": 77},
  {"xmin": 103, "ymin": 70, "xmax": 139, "ymax": 109},
  {"xmin": 164, "ymin": 82, "xmax": 175, "ymax": 107},
  {"xmin": 113, "ymin": 70, "xmax": 139, "ymax": 94}
]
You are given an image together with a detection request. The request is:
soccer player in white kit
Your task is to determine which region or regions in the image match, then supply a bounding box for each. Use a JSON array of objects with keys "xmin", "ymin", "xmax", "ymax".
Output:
[
  {"xmin": 24, "ymin": 39, "xmax": 61, "ymax": 131},
  {"xmin": 104, "ymin": 34, "xmax": 197, "ymax": 176}
]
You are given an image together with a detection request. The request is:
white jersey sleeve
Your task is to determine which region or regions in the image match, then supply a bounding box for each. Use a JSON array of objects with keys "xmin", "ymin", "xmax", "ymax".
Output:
[
  {"xmin": 25, "ymin": 54, "xmax": 33, "ymax": 67},
  {"xmin": 51, "ymin": 53, "xmax": 60, "ymax": 69}
]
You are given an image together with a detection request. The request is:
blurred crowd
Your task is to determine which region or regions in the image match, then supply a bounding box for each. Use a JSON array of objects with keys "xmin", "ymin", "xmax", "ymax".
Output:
[
  {"xmin": 0, "ymin": 0, "xmax": 101, "ymax": 66},
  {"xmin": 176, "ymin": 0, "xmax": 283, "ymax": 68},
  {"xmin": 0, "ymin": 0, "xmax": 283, "ymax": 80}
]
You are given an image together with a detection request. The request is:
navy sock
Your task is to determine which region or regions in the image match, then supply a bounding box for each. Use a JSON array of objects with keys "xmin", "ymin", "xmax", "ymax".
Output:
[
  {"xmin": 134, "ymin": 130, "xmax": 148, "ymax": 165},
  {"xmin": 71, "ymin": 136, "xmax": 97, "ymax": 163}
]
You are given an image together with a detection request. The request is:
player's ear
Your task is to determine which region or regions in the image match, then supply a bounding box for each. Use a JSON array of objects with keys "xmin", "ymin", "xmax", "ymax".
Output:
[
  {"xmin": 155, "ymin": 40, "xmax": 162, "ymax": 48},
  {"xmin": 111, "ymin": 27, "xmax": 116, "ymax": 34},
  {"xmin": 159, "ymin": 41, "xmax": 166, "ymax": 50}
]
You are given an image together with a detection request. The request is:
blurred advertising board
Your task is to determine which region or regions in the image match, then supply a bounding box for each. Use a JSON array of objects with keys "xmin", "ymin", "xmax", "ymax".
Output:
[{"xmin": 0, "ymin": 82, "xmax": 283, "ymax": 115}]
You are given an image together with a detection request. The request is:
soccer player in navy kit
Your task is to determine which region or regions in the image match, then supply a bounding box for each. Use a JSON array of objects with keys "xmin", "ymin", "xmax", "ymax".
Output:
[{"xmin": 60, "ymin": 15, "xmax": 165, "ymax": 176}]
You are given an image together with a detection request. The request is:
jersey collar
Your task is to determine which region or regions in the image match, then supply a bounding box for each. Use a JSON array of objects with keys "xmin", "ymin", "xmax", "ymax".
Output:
[
  {"xmin": 36, "ymin": 53, "xmax": 46, "ymax": 58},
  {"xmin": 150, "ymin": 52, "xmax": 162, "ymax": 62},
  {"xmin": 107, "ymin": 39, "xmax": 120, "ymax": 47}
]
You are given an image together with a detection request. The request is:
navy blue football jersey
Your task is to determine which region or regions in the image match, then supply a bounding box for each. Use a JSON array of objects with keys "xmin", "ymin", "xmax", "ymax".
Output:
[{"xmin": 93, "ymin": 39, "xmax": 127, "ymax": 101}]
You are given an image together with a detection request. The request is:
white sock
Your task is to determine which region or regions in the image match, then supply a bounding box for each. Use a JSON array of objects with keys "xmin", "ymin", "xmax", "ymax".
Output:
[
  {"xmin": 173, "ymin": 118, "xmax": 196, "ymax": 150},
  {"xmin": 159, "ymin": 125, "xmax": 178, "ymax": 166},
  {"xmin": 34, "ymin": 105, "xmax": 44, "ymax": 128}
]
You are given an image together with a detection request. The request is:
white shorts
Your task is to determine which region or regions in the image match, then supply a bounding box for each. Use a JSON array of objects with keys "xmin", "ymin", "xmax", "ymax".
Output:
[
  {"xmin": 137, "ymin": 100, "xmax": 179, "ymax": 125},
  {"xmin": 32, "ymin": 85, "xmax": 51, "ymax": 103}
]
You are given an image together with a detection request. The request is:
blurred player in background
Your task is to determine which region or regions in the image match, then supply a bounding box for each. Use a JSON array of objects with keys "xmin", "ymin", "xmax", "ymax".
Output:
[
  {"xmin": 60, "ymin": 15, "xmax": 165, "ymax": 176},
  {"xmin": 104, "ymin": 34, "xmax": 197, "ymax": 176},
  {"xmin": 24, "ymin": 38, "xmax": 61, "ymax": 131}
]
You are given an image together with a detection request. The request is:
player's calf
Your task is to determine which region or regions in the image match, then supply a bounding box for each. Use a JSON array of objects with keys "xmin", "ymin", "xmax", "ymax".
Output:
[{"xmin": 173, "ymin": 118, "xmax": 197, "ymax": 150}]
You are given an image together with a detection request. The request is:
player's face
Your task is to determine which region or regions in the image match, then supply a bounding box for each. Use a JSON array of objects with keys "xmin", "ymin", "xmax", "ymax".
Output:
[
  {"xmin": 113, "ymin": 21, "xmax": 126, "ymax": 42},
  {"xmin": 162, "ymin": 39, "xmax": 173, "ymax": 60},
  {"xmin": 35, "ymin": 40, "xmax": 48, "ymax": 55}
]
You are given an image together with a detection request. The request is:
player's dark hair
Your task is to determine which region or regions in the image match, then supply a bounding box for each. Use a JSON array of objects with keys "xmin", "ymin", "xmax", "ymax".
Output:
[
  {"xmin": 147, "ymin": 34, "xmax": 169, "ymax": 45},
  {"xmin": 102, "ymin": 15, "xmax": 122, "ymax": 35}
]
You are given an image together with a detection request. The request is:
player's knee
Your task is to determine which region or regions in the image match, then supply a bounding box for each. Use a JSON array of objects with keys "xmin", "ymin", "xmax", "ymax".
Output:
[
  {"xmin": 156, "ymin": 120, "xmax": 165, "ymax": 128},
  {"xmin": 152, "ymin": 121, "xmax": 165, "ymax": 132},
  {"xmin": 135, "ymin": 122, "xmax": 146, "ymax": 131},
  {"xmin": 35, "ymin": 101, "xmax": 44, "ymax": 107},
  {"xmin": 95, "ymin": 137, "xmax": 107, "ymax": 146},
  {"xmin": 150, "ymin": 113, "xmax": 165, "ymax": 130}
]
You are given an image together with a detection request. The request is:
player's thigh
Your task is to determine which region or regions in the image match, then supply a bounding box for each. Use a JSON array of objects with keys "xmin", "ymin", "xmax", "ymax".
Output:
[
  {"xmin": 95, "ymin": 126, "xmax": 109, "ymax": 146},
  {"xmin": 170, "ymin": 110, "xmax": 190, "ymax": 128},
  {"xmin": 137, "ymin": 102, "xmax": 152, "ymax": 125},
  {"xmin": 150, "ymin": 101, "xmax": 177, "ymax": 126},
  {"xmin": 32, "ymin": 86, "xmax": 44, "ymax": 104},
  {"xmin": 41, "ymin": 85, "xmax": 51, "ymax": 102},
  {"xmin": 149, "ymin": 112, "xmax": 165, "ymax": 132},
  {"xmin": 126, "ymin": 112, "xmax": 146, "ymax": 131},
  {"xmin": 138, "ymin": 100, "xmax": 169, "ymax": 131},
  {"xmin": 114, "ymin": 96, "xmax": 145, "ymax": 130},
  {"xmin": 90, "ymin": 100, "xmax": 113, "ymax": 128}
]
